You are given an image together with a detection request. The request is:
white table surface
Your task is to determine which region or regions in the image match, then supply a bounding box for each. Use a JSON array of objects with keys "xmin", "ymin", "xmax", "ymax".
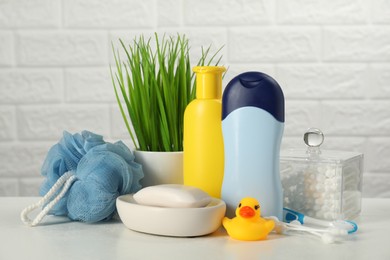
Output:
[{"xmin": 1, "ymin": 197, "xmax": 389, "ymax": 260}]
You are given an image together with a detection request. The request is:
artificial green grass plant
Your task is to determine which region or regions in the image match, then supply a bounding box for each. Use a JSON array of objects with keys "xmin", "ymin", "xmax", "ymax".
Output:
[{"xmin": 111, "ymin": 33, "xmax": 222, "ymax": 151}]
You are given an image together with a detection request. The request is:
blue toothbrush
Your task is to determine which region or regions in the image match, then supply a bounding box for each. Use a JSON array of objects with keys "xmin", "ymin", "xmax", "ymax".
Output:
[{"xmin": 283, "ymin": 208, "xmax": 358, "ymax": 234}]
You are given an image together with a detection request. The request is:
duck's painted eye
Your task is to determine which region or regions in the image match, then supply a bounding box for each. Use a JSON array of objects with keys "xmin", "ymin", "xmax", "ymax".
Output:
[
  {"xmin": 254, "ymin": 205, "xmax": 260, "ymax": 210},
  {"xmin": 238, "ymin": 203, "xmax": 242, "ymax": 208}
]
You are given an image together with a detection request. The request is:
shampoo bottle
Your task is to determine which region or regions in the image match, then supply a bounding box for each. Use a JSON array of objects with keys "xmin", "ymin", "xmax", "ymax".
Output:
[
  {"xmin": 221, "ymin": 72, "xmax": 284, "ymax": 219},
  {"xmin": 183, "ymin": 66, "xmax": 226, "ymax": 198}
]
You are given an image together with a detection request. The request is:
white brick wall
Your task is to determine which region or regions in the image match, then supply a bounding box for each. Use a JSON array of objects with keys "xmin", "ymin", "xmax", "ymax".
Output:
[
  {"xmin": 1, "ymin": 0, "xmax": 389, "ymax": 197},
  {"xmin": 18, "ymin": 32, "xmax": 108, "ymax": 66}
]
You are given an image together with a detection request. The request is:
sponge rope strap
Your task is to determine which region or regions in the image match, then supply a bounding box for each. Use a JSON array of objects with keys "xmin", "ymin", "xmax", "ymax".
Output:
[{"xmin": 20, "ymin": 171, "xmax": 77, "ymax": 227}]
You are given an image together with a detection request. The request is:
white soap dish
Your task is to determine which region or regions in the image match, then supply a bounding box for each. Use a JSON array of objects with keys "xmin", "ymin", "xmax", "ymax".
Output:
[{"xmin": 116, "ymin": 194, "xmax": 226, "ymax": 237}]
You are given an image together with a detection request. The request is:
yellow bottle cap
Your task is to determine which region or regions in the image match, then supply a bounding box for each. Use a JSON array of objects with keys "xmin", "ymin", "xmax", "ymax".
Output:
[{"xmin": 193, "ymin": 66, "xmax": 226, "ymax": 99}]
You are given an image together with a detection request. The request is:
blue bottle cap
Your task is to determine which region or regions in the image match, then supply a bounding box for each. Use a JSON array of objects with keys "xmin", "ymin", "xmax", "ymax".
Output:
[{"xmin": 222, "ymin": 72, "xmax": 285, "ymax": 122}]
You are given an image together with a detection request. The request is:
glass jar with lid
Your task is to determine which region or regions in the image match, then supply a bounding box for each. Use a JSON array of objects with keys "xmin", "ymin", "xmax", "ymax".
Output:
[{"xmin": 280, "ymin": 128, "xmax": 363, "ymax": 220}]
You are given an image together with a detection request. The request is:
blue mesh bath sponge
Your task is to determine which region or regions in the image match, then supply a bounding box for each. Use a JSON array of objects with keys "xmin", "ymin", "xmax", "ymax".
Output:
[{"xmin": 39, "ymin": 130, "xmax": 144, "ymax": 223}]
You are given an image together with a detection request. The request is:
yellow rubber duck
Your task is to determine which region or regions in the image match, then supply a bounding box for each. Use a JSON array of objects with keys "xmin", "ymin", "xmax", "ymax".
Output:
[{"xmin": 223, "ymin": 197, "xmax": 275, "ymax": 241}]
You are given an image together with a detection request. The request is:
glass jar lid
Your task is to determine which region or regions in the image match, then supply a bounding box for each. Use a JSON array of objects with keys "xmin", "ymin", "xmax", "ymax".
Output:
[{"xmin": 281, "ymin": 128, "xmax": 362, "ymax": 163}]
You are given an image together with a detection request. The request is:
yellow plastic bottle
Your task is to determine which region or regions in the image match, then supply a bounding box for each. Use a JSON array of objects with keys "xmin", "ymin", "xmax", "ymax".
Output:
[{"xmin": 183, "ymin": 66, "xmax": 226, "ymax": 198}]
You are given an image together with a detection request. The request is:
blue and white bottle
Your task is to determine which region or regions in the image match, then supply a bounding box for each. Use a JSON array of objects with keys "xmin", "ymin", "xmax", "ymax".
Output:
[{"xmin": 221, "ymin": 72, "xmax": 285, "ymax": 219}]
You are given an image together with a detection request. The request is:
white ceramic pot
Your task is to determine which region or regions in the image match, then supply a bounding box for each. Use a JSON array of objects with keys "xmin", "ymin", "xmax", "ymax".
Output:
[{"xmin": 134, "ymin": 151, "xmax": 183, "ymax": 187}]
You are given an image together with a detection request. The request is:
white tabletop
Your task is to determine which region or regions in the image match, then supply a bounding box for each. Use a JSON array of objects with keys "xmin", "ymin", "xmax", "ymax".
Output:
[{"xmin": 1, "ymin": 197, "xmax": 389, "ymax": 260}]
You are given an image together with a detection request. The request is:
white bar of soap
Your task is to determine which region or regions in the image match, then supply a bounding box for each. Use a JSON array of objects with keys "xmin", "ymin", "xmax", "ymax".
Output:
[{"xmin": 133, "ymin": 184, "xmax": 212, "ymax": 208}]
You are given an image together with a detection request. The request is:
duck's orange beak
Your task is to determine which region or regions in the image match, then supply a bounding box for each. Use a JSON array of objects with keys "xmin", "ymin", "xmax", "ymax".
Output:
[{"xmin": 239, "ymin": 206, "xmax": 255, "ymax": 218}]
